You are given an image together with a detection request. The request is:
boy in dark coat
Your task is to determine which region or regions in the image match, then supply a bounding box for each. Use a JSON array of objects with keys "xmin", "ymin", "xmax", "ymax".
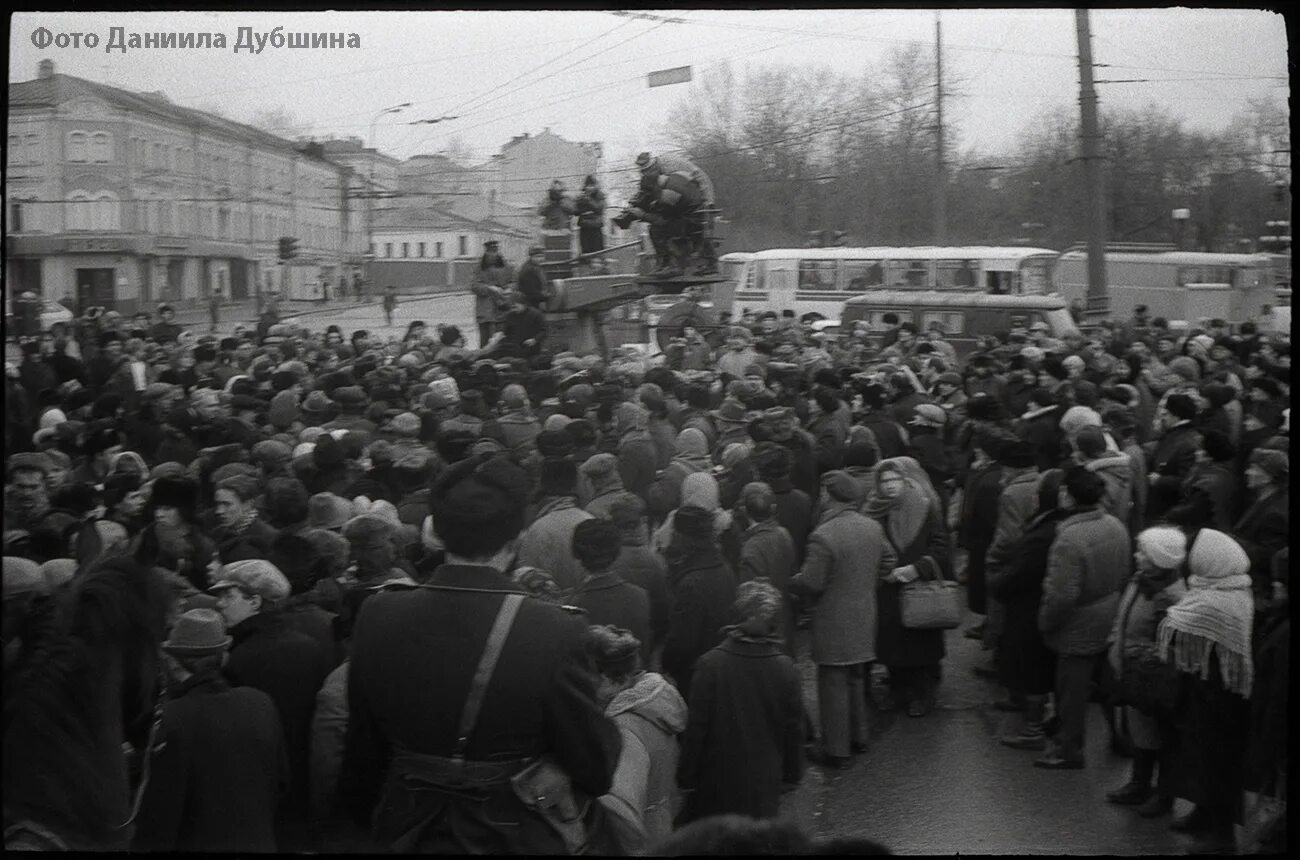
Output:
[
  {"xmin": 661, "ymin": 505, "xmax": 737, "ymax": 701},
  {"xmin": 570, "ymin": 518, "xmax": 653, "ymax": 663},
  {"xmin": 678, "ymin": 579, "xmax": 803, "ymax": 823},
  {"xmin": 133, "ymin": 609, "xmax": 289, "ymax": 852}
]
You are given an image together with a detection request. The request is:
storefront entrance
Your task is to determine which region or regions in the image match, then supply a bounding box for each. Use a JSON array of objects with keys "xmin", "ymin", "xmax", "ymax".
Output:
[{"xmin": 75, "ymin": 267, "xmax": 116, "ymax": 311}]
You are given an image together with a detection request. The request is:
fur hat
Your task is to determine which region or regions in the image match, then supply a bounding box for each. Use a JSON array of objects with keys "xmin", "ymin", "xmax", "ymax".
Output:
[
  {"xmin": 308, "ymin": 492, "xmax": 353, "ymax": 531},
  {"xmin": 148, "ymin": 475, "xmax": 198, "ymax": 518},
  {"xmin": 585, "ymin": 624, "xmax": 641, "ymax": 677},
  {"xmin": 268, "ymin": 391, "xmax": 301, "ymax": 430},
  {"xmin": 1165, "ymin": 393, "xmax": 1199, "ymax": 421},
  {"xmin": 1137, "ymin": 526, "xmax": 1188, "ymax": 571}
]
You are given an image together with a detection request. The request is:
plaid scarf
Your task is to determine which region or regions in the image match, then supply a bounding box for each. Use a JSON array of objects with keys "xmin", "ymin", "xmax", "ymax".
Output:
[{"xmin": 1157, "ymin": 571, "xmax": 1254, "ymax": 698}]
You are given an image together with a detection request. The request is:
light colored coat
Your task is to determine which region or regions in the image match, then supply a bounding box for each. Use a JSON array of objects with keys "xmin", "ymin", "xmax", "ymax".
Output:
[
  {"xmin": 790, "ymin": 505, "xmax": 897, "ymax": 665},
  {"xmin": 1039, "ymin": 508, "xmax": 1130, "ymax": 655},
  {"xmin": 516, "ymin": 497, "xmax": 595, "ymax": 592}
]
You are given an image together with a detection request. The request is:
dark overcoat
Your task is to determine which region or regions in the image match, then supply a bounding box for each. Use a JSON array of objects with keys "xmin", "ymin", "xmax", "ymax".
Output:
[
  {"xmin": 132, "ymin": 671, "xmax": 289, "ymax": 852},
  {"xmin": 340, "ymin": 564, "xmax": 620, "ymax": 854},
  {"xmin": 988, "ymin": 507, "xmax": 1067, "ymax": 695},
  {"xmin": 873, "ymin": 504, "xmax": 950, "ymax": 669},
  {"xmin": 571, "ymin": 573, "xmax": 653, "ymax": 663},
  {"xmin": 677, "ymin": 637, "xmax": 803, "ymax": 823},
  {"xmin": 661, "ymin": 545, "xmax": 736, "ymax": 701}
]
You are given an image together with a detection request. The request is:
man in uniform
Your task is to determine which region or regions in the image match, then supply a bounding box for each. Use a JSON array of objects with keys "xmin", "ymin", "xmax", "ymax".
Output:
[{"xmin": 340, "ymin": 454, "xmax": 621, "ymax": 853}]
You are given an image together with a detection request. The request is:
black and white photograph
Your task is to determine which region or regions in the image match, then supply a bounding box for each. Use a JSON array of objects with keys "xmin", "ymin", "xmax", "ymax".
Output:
[{"xmin": 3, "ymin": 8, "xmax": 1289, "ymax": 854}]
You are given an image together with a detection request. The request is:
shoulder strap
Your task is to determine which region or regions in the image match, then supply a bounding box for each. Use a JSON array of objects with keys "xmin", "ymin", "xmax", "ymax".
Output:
[{"xmin": 454, "ymin": 593, "xmax": 524, "ymax": 761}]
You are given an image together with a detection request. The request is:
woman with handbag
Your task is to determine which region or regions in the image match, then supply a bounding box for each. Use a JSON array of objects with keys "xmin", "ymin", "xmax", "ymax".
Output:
[
  {"xmin": 864, "ymin": 456, "xmax": 952, "ymax": 717},
  {"xmin": 1157, "ymin": 528, "xmax": 1255, "ymax": 855},
  {"xmin": 1104, "ymin": 526, "xmax": 1188, "ymax": 816}
]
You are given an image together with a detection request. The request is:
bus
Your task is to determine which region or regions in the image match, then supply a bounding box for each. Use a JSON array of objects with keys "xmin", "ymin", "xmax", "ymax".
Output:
[
  {"xmin": 731, "ymin": 246, "xmax": 1060, "ymax": 322},
  {"xmin": 1055, "ymin": 248, "xmax": 1285, "ymax": 325}
]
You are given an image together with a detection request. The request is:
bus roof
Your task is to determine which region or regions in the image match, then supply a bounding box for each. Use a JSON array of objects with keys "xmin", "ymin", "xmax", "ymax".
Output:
[
  {"xmin": 718, "ymin": 252, "xmax": 755, "ymax": 262},
  {"xmin": 1058, "ymin": 250, "xmax": 1276, "ymax": 265},
  {"xmin": 745, "ymin": 246, "xmax": 1059, "ymax": 262},
  {"xmin": 842, "ymin": 290, "xmax": 1070, "ymax": 309}
]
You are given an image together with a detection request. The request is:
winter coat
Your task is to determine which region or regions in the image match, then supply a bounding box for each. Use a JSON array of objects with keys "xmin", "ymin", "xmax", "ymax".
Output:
[
  {"xmin": 661, "ymin": 541, "xmax": 736, "ymax": 700},
  {"xmin": 1108, "ymin": 576, "xmax": 1187, "ymax": 749},
  {"xmin": 769, "ymin": 477, "xmax": 814, "ymax": 565},
  {"xmin": 646, "ymin": 431, "xmax": 710, "ymax": 520},
  {"xmin": 1038, "ymin": 508, "xmax": 1129, "ymax": 655},
  {"xmin": 1181, "ymin": 460, "xmax": 1240, "ymax": 531},
  {"xmin": 779, "ymin": 432, "xmax": 821, "ymax": 502},
  {"xmin": 1082, "ymin": 449, "xmax": 1134, "ymax": 526},
  {"xmin": 677, "ymin": 636, "xmax": 803, "ymax": 823},
  {"xmin": 874, "ymin": 501, "xmax": 950, "ymax": 669},
  {"xmin": 983, "ymin": 470, "xmax": 1042, "ymax": 589},
  {"xmin": 310, "ymin": 661, "xmax": 349, "ymax": 821},
  {"xmin": 857, "ymin": 413, "xmax": 909, "ymax": 461},
  {"xmin": 516, "ymin": 496, "xmax": 594, "ymax": 592},
  {"xmin": 646, "ymin": 415, "xmax": 677, "ymax": 471},
  {"xmin": 132, "ymin": 671, "xmax": 289, "ymax": 853},
  {"xmin": 614, "ymin": 545, "xmax": 671, "ymax": 655},
  {"xmin": 496, "ymin": 409, "xmax": 541, "ymax": 454},
  {"xmin": 808, "ymin": 402, "xmax": 853, "ymax": 474},
  {"xmin": 340, "ymin": 565, "xmax": 621, "ymax": 855},
  {"xmin": 1146, "ymin": 422, "xmax": 1200, "ymax": 521},
  {"xmin": 599, "ymin": 673, "xmax": 687, "ymax": 854},
  {"xmin": 1019, "ymin": 405, "xmax": 1066, "ymax": 472},
  {"xmin": 990, "ymin": 507, "xmax": 1068, "ymax": 696},
  {"xmin": 790, "ymin": 506, "xmax": 896, "ymax": 665},
  {"xmin": 738, "ymin": 518, "xmax": 798, "ymax": 650},
  {"xmin": 1122, "ymin": 442, "xmax": 1149, "ymax": 534},
  {"xmin": 471, "ymin": 264, "xmax": 514, "ymax": 324},
  {"xmin": 957, "ymin": 460, "xmax": 1004, "ymax": 616},
  {"xmin": 225, "ymin": 609, "xmax": 335, "ymax": 818},
  {"xmin": 571, "ymin": 573, "xmax": 653, "ymax": 664},
  {"xmin": 1232, "ymin": 489, "xmax": 1288, "ymax": 595}
]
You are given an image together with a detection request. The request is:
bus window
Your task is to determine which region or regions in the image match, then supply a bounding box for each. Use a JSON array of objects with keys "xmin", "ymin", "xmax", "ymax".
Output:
[
  {"xmin": 922, "ymin": 311, "xmax": 965, "ymax": 334},
  {"xmin": 1019, "ymin": 257, "xmax": 1053, "ymax": 294},
  {"xmin": 842, "ymin": 259, "xmax": 884, "ymax": 292},
  {"xmin": 987, "ymin": 271, "xmax": 1011, "ymax": 295},
  {"xmin": 886, "ymin": 260, "xmax": 930, "ymax": 289},
  {"xmin": 935, "ymin": 259, "xmax": 978, "ymax": 289},
  {"xmin": 798, "ymin": 260, "xmax": 837, "ymax": 289},
  {"xmin": 861, "ymin": 309, "xmax": 913, "ymax": 330}
]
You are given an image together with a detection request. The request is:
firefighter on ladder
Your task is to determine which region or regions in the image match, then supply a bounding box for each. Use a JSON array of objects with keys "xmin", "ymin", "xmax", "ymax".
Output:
[{"xmin": 614, "ymin": 151, "xmax": 718, "ymax": 279}]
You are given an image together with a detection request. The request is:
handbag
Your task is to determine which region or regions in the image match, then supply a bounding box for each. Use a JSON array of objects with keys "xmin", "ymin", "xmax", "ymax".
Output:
[
  {"xmin": 899, "ymin": 559, "xmax": 962, "ymax": 630},
  {"xmin": 510, "ymin": 756, "xmax": 594, "ymax": 855},
  {"xmin": 1117, "ymin": 640, "xmax": 1179, "ymax": 715}
]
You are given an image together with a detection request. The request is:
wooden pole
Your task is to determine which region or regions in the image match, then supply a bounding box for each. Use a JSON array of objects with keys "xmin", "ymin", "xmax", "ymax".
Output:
[{"xmin": 1076, "ymin": 9, "xmax": 1109, "ymax": 320}]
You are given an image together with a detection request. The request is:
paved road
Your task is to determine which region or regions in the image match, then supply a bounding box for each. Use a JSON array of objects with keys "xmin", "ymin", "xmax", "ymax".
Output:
[{"xmin": 781, "ymin": 604, "xmax": 1197, "ymax": 855}]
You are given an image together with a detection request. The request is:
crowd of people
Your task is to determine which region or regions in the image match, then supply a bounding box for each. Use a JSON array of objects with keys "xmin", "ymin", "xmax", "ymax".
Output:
[{"xmin": 2, "ymin": 289, "xmax": 1289, "ymax": 854}]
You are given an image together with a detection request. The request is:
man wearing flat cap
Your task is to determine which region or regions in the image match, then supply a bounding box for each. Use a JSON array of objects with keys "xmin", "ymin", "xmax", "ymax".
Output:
[
  {"xmin": 341, "ymin": 454, "xmax": 621, "ymax": 853},
  {"xmin": 211, "ymin": 559, "xmax": 334, "ymax": 850},
  {"xmin": 132, "ymin": 609, "xmax": 289, "ymax": 853}
]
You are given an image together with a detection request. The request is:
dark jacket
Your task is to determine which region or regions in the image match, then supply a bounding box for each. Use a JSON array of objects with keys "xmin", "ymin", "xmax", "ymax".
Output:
[
  {"xmin": 1232, "ymin": 489, "xmax": 1288, "ymax": 595},
  {"xmin": 1019, "ymin": 405, "xmax": 1066, "ymax": 472},
  {"xmin": 571, "ymin": 573, "xmax": 653, "ymax": 664},
  {"xmin": 132, "ymin": 671, "xmax": 289, "ymax": 853},
  {"xmin": 768, "ymin": 477, "xmax": 814, "ymax": 565},
  {"xmin": 516, "ymin": 260, "xmax": 550, "ymax": 308},
  {"xmin": 737, "ymin": 519, "xmax": 799, "ymax": 651},
  {"xmin": 340, "ymin": 565, "xmax": 620, "ymax": 854},
  {"xmin": 957, "ymin": 460, "xmax": 1004, "ymax": 616},
  {"xmin": 661, "ymin": 542, "xmax": 737, "ymax": 701},
  {"xmin": 500, "ymin": 305, "xmax": 547, "ymax": 358},
  {"xmin": 873, "ymin": 503, "xmax": 950, "ymax": 669},
  {"xmin": 677, "ymin": 636, "xmax": 803, "ymax": 823},
  {"xmin": 857, "ymin": 412, "xmax": 910, "ymax": 461},
  {"xmin": 226, "ymin": 609, "xmax": 335, "ymax": 817},
  {"xmin": 989, "ymin": 507, "xmax": 1069, "ymax": 695},
  {"xmin": 1147, "ymin": 422, "xmax": 1201, "ymax": 522},
  {"xmin": 613, "ymin": 544, "xmax": 670, "ymax": 654}
]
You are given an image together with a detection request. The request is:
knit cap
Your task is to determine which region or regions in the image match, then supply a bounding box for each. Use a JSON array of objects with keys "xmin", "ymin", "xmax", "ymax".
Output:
[
  {"xmin": 580, "ymin": 453, "xmax": 619, "ymax": 479},
  {"xmin": 1168, "ymin": 356, "xmax": 1201, "ymax": 383},
  {"xmin": 543, "ymin": 414, "xmax": 574, "ymax": 432},
  {"xmin": 822, "ymin": 469, "xmax": 863, "ymax": 504},
  {"xmin": 1137, "ymin": 526, "xmax": 1188, "ymax": 571},
  {"xmin": 268, "ymin": 391, "xmax": 300, "ymax": 430}
]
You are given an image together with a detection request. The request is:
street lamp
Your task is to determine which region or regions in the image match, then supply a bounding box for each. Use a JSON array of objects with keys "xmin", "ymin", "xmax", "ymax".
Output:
[{"xmin": 367, "ymin": 102, "xmax": 411, "ymax": 285}]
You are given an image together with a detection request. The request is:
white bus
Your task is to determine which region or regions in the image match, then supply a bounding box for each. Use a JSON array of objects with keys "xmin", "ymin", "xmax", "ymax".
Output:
[
  {"xmin": 1055, "ymin": 249, "xmax": 1285, "ymax": 324},
  {"xmin": 731, "ymin": 246, "xmax": 1060, "ymax": 322}
]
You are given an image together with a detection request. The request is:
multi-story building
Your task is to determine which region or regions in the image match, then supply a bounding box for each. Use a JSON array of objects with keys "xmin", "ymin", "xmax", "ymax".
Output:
[
  {"xmin": 486, "ymin": 128, "xmax": 604, "ymax": 209},
  {"xmin": 368, "ymin": 204, "xmax": 531, "ymax": 291},
  {"xmin": 6, "ymin": 60, "xmax": 364, "ymax": 315}
]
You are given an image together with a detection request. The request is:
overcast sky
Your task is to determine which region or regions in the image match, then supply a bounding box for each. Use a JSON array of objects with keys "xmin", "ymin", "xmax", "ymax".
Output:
[{"xmin": 10, "ymin": 9, "xmax": 1289, "ymax": 168}]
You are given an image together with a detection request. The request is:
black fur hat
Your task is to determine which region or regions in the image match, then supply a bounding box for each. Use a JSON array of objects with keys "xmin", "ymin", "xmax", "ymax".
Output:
[{"xmin": 147, "ymin": 475, "xmax": 199, "ymax": 521}]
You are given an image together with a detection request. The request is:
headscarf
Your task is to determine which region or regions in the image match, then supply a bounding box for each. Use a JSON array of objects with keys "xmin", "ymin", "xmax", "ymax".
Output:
[
  {"xmin": 863, "ymin": 456, "xmax": 938, "ymax": 549},
  {"xmin": 652, "ymin": 471, "xmax": 733, "ymax": 554},
  {"xmin": 1157, "ymin": 528, "xmax": 1254, "ymax": 698},
  {"xmin": 670, "ymin": 428, "xmax": 711, "ymax": 473}
]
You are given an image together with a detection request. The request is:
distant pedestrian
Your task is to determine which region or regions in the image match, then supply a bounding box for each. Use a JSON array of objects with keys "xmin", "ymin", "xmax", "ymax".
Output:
[
  {"xmin": 208, "ymin": 288, "xmax": 221, "ymax": 332},
  {"xmin": 381, "ymin": 286, "xmax": 397, "ymax": 328},
  {"xmin": 352, "ymin": 272, "xmax": 364, "ymax": 302}
]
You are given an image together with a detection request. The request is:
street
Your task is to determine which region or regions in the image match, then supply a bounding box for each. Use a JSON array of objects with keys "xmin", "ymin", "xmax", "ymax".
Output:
[{"xmin": 783, "ymin": 608, "xmax": 1195, "ymax": 855}]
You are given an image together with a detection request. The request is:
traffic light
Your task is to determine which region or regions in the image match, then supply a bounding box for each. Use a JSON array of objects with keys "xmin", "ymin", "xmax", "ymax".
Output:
[{"xmin": 278, "ymin": 236, "xmax": 299, "ymax": 260}]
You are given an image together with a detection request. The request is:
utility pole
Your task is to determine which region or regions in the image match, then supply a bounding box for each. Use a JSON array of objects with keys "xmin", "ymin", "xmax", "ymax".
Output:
[
  {"xmin": 934, "ymin": 12, "xmax": 947, "ymax": 245},
  {"xmin": 1075, "ymin": 9, "xmax": 1108, "ymax": 320}
]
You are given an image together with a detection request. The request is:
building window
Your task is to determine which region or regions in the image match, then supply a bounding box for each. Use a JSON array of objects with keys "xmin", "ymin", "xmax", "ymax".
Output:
[
  {"xmin": 402, "ymin": 242, "xmax": 409, "ymax": 258},
  {"xmin": 369, "ymin": 242, "xmax": 376, "ymax": 256},
  {"xmin": 435, "ymin": 241, "xmax": 443, "ymax": 258},
  {"xmin": 91, "ymin": 132, "xmax": 113, "ymax": 163},
  {"xmin": 7, "ymin": 136, "xmax": 18, "ymax": 164},
  {"xmin": 459, "ymin": 235, "xmax": 468, "ymax": 257},
  {"xmin": 25, "ymin": 134, "xmax": 39, "ymax": 165},
  {"xmin": 67, "ymin": 132, "xmax": 88, "ymax": 162},
  {"xmin": 11, "ymin": 200, "xmax": 24, "ymax": 232},
  {"xmin": 67, "ymin": 193, "xmax": 91, "ymax": 230},
  {"xmin": 418, "ymin": 242, "xmax": 426, "ymax": 258},
  {"xmin": 95, "ymin": 193, "xmax": 120, "ymax": 230},
  {"xmin": 385, "ymin": 242, "xmax": 393, "ymax": 258}
]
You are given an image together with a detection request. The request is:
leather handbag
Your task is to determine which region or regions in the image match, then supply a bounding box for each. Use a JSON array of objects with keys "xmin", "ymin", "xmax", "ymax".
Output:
[
  {"xmin": 899, "ymin": 558, "xmax": 963, "ymax": 630},
  {"xmin": 1118, "ymin": 640, "xmax": 1179, "ymax": 715}
]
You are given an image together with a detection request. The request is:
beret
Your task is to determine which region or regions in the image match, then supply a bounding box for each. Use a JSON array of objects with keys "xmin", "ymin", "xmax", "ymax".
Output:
[
  {"xmin": 580, "ymin": 453, "xmax": 619, "ymax": 479},
  {"xmin": 251, "ymin": 440, "xmax": 293, "ymax": 465}
]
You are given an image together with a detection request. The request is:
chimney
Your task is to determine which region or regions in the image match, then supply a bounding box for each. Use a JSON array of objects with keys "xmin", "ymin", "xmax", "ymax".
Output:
[{"xmin": 38, "ymin": 59, "xmax": 55, "ymax": 79}]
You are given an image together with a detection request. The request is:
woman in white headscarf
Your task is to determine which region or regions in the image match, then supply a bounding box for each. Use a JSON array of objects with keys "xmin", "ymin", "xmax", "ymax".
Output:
[
  {"xmin": 1157, "ymin": 528, "xmax": 1254, "ymax": 853},
  {"xmin": 864, "ymin": 456, "xmax": 951, "ymax": 717},
  {"xmin": 651, "ymin": 471, "xmax": 732, "ymax": 556}
]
